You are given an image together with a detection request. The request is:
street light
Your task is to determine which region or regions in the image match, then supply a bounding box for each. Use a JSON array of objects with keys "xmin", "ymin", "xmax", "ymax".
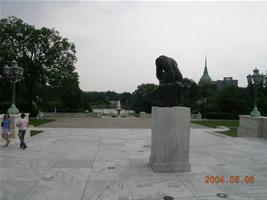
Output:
[
  {"xmin": 197, "ymin": 97, "xmax": 207, "ymax": 119},
  {"xmin": 247, "ymin": 68, "xmax": 265, "ymax": 117},
  {"xmin": 2, "ymin": 60, "xmax": 24, "ymax": 114}
]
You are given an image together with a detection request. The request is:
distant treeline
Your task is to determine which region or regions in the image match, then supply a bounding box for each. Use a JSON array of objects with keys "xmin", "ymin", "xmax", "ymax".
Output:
[
  {"xmin": 82, "ymin": 79, "xmax": 267, "ymax": 119},
  {"xmin": 1, "ymin": 75, "xmax": 267, "ymax": 118}
]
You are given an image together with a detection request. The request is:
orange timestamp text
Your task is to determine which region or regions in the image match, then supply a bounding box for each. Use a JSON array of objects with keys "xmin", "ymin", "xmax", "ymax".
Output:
[{"xmin": 205, "ymin": 176, "xmax": 255, "ymax": 184}]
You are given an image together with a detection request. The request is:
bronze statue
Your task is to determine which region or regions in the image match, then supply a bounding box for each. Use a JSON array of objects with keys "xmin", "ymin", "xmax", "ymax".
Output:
[
  {"xmin": 156, "ymin": 55, "xmax": 183, "ymax": 84},
  {"xmin": 146, "ymin": 55, "xmax": 184, "ymax": 107}
]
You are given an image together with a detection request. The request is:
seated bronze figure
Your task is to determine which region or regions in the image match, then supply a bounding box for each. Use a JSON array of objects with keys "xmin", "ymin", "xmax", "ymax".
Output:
[{"xmin": 146, "ymin": 55, "xmax": 183, "ymax": 107}]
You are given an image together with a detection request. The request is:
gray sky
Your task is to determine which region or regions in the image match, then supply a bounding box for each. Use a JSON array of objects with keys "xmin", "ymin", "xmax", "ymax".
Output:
[{"xmin": 1, "ymin": 1, "xmax": 267, "ymax": 92}]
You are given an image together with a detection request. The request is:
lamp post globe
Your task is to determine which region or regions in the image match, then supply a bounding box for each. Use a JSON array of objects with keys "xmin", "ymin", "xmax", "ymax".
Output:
[{"xmin": 2, "ymin": 60, "xmax": 24, "ymax": 115}]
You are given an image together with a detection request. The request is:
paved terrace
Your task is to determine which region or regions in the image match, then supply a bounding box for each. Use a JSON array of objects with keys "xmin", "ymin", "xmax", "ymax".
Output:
[{"xmin": 0, "ymin": 119, "xmax": 267, "ymax": 200}]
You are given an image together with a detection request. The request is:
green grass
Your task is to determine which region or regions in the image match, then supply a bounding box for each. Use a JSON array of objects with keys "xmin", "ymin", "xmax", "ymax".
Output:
[
  {"xmin": 30, "ymin": 130, "xmax": 43, "ymax": 137},
  {"xmin": 128, "ymin": 113, "xmax": 140, "ymax": 117},
  {"xmin": 223, "ymin": 127, "xmax": 238, "ymax": 137},
  {"xmin": 30, "ymin": 119, "xmax": 55, "ymax": 127},
  {"xmin": 191, "ymin": 120, "xmax": 239, "ymax": 137}
]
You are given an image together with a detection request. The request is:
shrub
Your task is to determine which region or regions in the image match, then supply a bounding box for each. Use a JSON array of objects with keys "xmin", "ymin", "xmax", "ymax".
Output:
[{"xmin": 205, "ymin": 112, "xmax": 239, "ymax": 120}]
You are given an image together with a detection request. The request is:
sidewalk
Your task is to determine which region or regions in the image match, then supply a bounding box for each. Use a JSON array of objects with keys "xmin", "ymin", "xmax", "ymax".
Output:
[{"xmin": 1, "ymin": 128, "xmax": 267, "ymax": 200}]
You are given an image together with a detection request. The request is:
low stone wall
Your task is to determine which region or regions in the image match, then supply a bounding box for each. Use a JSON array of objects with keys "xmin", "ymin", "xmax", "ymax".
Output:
[
  {"xmin": 139, "ymin": 112, "xmax": 151, "ymax": 118},
  {"xmin": 262, "ymin": 117, "xmax": 267, "ymax": 138},
  {"xmin": 42, "ymin": 112, "xmax": 203, "ymax": 120},
  {"xmin": 191, "ymin": 113, "xmax": 202, "ymax": 119},
  {"xmin": 139, "ymin": 112, "xmax": 202, "ymax": 119},
  {"xmin": 238, "ymin": 115, "xmax": 267, "ymax": 138}
]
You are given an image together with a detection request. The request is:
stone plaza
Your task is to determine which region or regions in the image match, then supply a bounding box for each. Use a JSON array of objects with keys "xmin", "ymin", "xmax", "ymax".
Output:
[{"xmin": 1, "ymin": 117, "xmax": 267, "ymax": 200}]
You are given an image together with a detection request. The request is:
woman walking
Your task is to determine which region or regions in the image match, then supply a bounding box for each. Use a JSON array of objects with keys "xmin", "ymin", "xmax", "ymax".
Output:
[{"xmin": 1, "ymin": 113, "xmax": 11, "ymax": 147}]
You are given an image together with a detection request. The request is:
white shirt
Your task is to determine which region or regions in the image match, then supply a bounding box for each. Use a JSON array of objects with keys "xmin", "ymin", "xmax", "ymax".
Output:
[{"xmin": 17, "ymin": 118, "xmax": 28, "ymax": 130}]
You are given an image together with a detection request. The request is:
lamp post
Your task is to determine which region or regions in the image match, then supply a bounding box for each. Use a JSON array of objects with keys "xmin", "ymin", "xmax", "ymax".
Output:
[
  {"xmin": 247, "ymin": 68, "xmax": 265, "ymax": 117},
  {"xmin": 2, "ymin": 60, "xmax": 24, "ymax": 114},
  {"xmin": 197, "ymin": 97, "xmax": 207, "ymax": 119}
]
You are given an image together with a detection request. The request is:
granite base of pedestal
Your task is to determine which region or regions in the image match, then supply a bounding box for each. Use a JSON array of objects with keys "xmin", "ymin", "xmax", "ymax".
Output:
[
  {"xmin": 149, "ymin": 106, "xmax": 191, "ymax": 172},
  {"xmin": 238, "ymin": 115, "xmax": 267, "ymax": 138}
]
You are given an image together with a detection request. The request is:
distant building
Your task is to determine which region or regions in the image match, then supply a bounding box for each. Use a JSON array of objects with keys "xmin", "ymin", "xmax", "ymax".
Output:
[
  {"xmin": 198, "ymin": 56, "xmax": 239, "ymax": 89},
  {"xmin": 215, "ymin": 77, "xmax": 238, "ymax": 90},
  {"xmin": 198, "ymin": 56, "xmax": 213, "ymax": 85}
]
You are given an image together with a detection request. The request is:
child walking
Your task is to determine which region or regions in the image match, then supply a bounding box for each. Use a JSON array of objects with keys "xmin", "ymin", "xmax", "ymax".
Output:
[
  {"xmin": 1, "ymin": 113, "xmax": 11, "ymax": 147},
  {"xmin": 17, "ymin": 113, "xmax": 28, "ymax": 149}
]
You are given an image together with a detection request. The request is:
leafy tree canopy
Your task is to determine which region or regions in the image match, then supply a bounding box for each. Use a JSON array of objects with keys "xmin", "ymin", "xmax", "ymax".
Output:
[
  {"xmin": 0, "ymin": 16, "xmax": 79, "ymax": 113},
  {"xmin": 129, "ymin": 83, "xmax": 157, "ymax": 113}
]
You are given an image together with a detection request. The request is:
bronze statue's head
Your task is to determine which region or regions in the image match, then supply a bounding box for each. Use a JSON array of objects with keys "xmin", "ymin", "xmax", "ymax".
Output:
[{"xmin": 155, "ymin": 55, "xmax": 183, "ymax": 84}]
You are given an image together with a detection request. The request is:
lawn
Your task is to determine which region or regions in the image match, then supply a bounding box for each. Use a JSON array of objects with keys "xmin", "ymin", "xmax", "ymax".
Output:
[
  {"xmin": 223, "ymin": 127, "xmax": 238, "ymax": 137},
  {"xmin": 29, "ymin": 118, "xmax": 54, "ymax": 137},
  {"xmin": 30, "ymin": 130, "xmax": 43, "ymax": 137},
  {"xmin": 30, "ymin": 118, "xmax": 55, "ymax": 127},
  {"xmin": 191, "ymin": 120, "xmax": 239, "ymax": 137}
]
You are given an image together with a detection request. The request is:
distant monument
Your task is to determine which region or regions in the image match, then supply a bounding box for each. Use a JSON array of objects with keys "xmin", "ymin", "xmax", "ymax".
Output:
[
  {"xmin": 146, "ymin": 55, "xmax": 183, "ymax": 107},
  {"xmin": 149, "ymin": 55, "xmax": 191, "ymax": 172},
  {"xmin": 116, "ymin": 100, "xmax": 121, "ymax": 115}
]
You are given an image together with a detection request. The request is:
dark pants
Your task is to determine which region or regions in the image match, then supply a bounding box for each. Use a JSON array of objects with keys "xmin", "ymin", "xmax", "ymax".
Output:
[{"xmin": 18, "ymin": 130, "xmax": 27, "ymax": 148}]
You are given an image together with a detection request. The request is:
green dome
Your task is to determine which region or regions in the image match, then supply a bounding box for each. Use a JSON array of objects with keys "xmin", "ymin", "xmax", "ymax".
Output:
[
  {"xmin": 199, "ymin": 56, "xmax": 212, "ymax": 85},
  {"xmin": 199, "ymin": 72, "xmax": 212, "ymax": 83}
]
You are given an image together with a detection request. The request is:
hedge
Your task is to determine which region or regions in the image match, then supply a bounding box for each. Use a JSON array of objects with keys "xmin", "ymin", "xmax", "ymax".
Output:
[{"xmin": 205, "ymin": 112, "xmax": 239, "ymax": 120}]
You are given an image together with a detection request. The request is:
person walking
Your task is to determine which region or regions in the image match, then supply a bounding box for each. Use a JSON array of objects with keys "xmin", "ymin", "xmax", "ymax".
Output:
[
  {"xmin": 17, "ymin": 113, "xmax": 28, "ymax": 149},
  {"xmin": 1, "ymin": 113, "xmax": 11, "ymax": 147}
]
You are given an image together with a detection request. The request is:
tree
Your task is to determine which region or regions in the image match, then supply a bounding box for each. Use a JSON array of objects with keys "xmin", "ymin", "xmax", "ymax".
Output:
[
  {"xmin": 105, "ymin": 91, "xmax": 119, "ymax": 101},
  {"xmin": 217, "ymin": 86, "xmax": 250, "ymax": 114},
  {"xmin": 181, "ymin": 78, "xmax": 199, "ymax": 109},
  {"xmin": 0, "ymin": 16, "xmax": 79, "ymax": 114},
  {"xmin": 119, "ymin": 92, "xmax": 132, "ymax": 109},
  {"xmin": 129, "ymin": 83, "xmax": 157, "ymax": 113},
  {"xmin": 199, "ymin": 83, "xmax": 218, "ymax": 98},
  {"xmin": 56, "ymin": 72, "xmax": 82, "ymax": 112}
]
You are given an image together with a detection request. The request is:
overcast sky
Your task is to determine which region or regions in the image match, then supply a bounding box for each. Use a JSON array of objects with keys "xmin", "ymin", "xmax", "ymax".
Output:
[{"xmin": 1, "ymin": 1, "xmax": 267, "ymax": 92}]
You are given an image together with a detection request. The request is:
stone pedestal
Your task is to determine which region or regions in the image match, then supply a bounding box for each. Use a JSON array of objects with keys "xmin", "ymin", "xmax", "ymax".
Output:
[
  {"xmin": 9, "ymin": 114, "xmax": 21, "ymax": 138},
  {"xmin": 149, "ymin": 106, "xmax": 191, "ymax": 172},
  {"xmin": 238, "ymin": 115, "xmax": 267, "ymax": 138}
]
